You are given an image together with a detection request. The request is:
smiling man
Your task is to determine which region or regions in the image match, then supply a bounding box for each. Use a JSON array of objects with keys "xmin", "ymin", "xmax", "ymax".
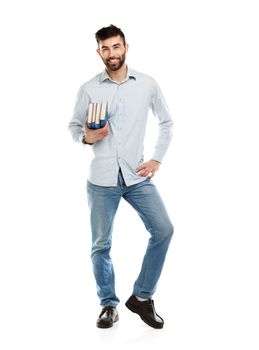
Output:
[
  {"xmin": 99, "ymin": 38, "xmax": 127, "ymax": 71},
  {"xmin": 68, "ymin": 25, "xmax": 174, "ymax": 329}
]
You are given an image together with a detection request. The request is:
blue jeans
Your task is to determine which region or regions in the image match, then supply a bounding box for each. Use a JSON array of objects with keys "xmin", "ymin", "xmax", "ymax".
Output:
[{"xmin": 87, "ymin": 170, "xmax": 174, "ymax": 307}]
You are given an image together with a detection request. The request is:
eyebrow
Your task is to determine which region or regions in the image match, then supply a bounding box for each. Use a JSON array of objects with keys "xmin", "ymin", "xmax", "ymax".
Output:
[{"xmin": 101, "ymin": 43, "xmax": 122, "ymax": 49}]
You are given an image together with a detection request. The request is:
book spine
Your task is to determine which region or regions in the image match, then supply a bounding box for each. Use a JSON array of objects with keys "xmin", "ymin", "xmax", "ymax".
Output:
[
  {"xmin": 94, "ymin": 102, "xmax": 101, "ymax": 129},
  {"xmin": 90, "ymin": 103, "xmax": 97, "ymax": 129},
  {"xmin": 100, "ymin": 101, "xmax": 108, "ymax": 127},
  {"xmin": 87, "ymin": 103, "xmax": 93, "ymax": 128}
]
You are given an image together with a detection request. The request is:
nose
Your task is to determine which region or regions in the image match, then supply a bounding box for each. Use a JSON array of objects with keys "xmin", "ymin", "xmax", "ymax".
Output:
[{"xmin": 109, "ymin": 48, "xmax": 116, "ymax": 58}]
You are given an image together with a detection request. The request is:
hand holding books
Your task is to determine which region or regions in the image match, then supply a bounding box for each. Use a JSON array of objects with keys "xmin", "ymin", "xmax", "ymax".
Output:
[{"xmin": 83, "ymin": 102, "xmax": 109, "ymax": 144}]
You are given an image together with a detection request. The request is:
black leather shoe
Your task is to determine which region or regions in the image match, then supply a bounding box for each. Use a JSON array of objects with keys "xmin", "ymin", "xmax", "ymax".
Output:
[
  {"xmin": 125, "ymin": 295, "xmax": 164, "ymax": 329},
  {"xmin": 96, "ymin": 306, "xmax": 119, "ymax": 328}
]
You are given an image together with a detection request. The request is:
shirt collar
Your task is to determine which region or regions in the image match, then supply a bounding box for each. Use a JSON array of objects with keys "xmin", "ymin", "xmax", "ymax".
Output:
[{"xmin": 100, "ymin": 66, "xmax": 137, "ymax": 83}]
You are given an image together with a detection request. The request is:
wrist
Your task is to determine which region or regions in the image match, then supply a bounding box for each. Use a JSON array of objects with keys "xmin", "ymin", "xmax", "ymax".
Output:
[
  {"xmin": 151, "ymin": 159, "xmax": 161, "ymax": 164},
  {"xmin": 82, "ymin": 134, "xmax": 94, "ymax": 145}
]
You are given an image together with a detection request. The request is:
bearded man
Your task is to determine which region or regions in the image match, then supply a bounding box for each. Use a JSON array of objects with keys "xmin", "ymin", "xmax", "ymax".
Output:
[{"xmin": 68, "ymin": 24, "xmax": 174, "ymax": 329}]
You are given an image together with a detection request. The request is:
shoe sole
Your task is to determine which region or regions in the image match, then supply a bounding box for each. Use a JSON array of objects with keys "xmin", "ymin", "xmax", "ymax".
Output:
[{"xmin": 125, "ymin": 301, "xmax": 163, "ymax": 329}]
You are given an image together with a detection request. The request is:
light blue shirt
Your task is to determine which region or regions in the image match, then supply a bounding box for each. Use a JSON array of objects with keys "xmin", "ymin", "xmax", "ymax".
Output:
[{"xmin": 68, "ymin": 67, "xmax": 173, "ymax": 186}]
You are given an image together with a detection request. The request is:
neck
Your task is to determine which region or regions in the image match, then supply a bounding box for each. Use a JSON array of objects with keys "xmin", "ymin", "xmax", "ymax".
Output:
[{"xmin": 106, "ymin": 64, "xmax": 127, "ymax": 83}]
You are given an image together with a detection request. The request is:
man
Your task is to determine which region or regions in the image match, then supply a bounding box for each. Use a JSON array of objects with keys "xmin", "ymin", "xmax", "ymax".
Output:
[{"xmin": 68, "ymin": 25, "xmax": 174, "ymax": 329}]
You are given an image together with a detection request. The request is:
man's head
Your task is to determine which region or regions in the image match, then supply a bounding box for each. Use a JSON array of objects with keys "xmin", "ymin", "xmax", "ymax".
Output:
[{"xmin": 95, "ymin": 25, "xmax": 128, "ymax": 72}]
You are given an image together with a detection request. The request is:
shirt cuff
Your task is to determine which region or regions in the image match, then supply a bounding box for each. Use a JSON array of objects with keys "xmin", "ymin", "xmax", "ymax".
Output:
[{"xmin": 151, "ymin": 152, "xmax": 163, "ymax": 163}]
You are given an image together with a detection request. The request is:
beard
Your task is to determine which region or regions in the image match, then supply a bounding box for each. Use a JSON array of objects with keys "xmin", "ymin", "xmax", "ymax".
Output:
[{"xmin": 103, "ymin": 52, "xmax": 126, "ymax": 71}]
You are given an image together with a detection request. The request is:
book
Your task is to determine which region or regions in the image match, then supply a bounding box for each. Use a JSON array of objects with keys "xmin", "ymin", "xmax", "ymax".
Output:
[
  {"xmin": 100, "ymin": 102, "xmax": 108, "ymax": 127},
  {"xmin": 86, "ymin": 101, "xmax": 108, "ymax": 129},
  {"xmin": 94, "ymin": 102, "xmax": 101, "ymax": 129},
  {"xmin": 92, "ymin": 103, "xmax": 97, "ymax": 128},
  {"xmin": 87, "ymin": 103, "xmax": 94, "ymax": 128}
]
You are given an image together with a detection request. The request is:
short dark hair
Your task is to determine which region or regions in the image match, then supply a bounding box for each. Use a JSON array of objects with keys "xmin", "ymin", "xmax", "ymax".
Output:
[{"xmin": 95, "ymin": 24, "xmax": 126, "ymax": 46}]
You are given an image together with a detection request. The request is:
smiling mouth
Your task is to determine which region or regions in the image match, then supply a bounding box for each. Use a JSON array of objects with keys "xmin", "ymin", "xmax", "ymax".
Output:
[{"xmin": 108, "ymin": 58, "xmax": 119, "ymax": 64}]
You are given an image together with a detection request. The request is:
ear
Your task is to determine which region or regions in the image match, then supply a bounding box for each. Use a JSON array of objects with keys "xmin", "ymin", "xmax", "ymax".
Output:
[
  {"xmin": 125, "ymin": 43, "xmax": 129, "ymax": 53},
  {"xmin": 96, "ymin": 48, "xmax": 101, "ymax": 57}
]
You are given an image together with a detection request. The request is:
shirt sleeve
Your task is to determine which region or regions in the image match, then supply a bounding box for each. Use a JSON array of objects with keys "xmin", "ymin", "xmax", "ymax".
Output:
[
  {"xmin": 68, "ymin": 85, "xmax": 90, "ymax": 143},
  {"xmin": 150, "ymin": 79, "xmax": 173, "ymax": 163}
]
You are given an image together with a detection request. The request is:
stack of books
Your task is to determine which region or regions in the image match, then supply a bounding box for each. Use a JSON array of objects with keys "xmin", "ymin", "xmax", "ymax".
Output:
[{"xmin": 86, "ymin": 101, "xmax": 108, "ymax": 129}]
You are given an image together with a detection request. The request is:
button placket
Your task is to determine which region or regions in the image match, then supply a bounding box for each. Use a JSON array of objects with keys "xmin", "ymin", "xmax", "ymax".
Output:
[{"xmin": 117, "ymin": 85, "xmax": 122, "ymax": 160}]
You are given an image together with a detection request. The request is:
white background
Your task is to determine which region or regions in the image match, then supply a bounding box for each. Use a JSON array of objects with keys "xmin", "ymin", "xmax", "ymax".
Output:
[{"xmin": 0, "ymin": 0, "xmax": 259, "ymax": 349}]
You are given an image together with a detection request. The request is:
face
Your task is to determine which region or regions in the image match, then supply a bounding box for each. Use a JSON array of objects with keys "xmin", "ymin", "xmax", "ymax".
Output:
[{"xmin": 97, "ymin": 35, "xmax": 128, "ymax": 71}]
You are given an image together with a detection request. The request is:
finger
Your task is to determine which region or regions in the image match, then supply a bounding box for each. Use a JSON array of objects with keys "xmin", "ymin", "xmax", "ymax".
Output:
[
  {"xmin": 84, "ymin": 122, "xmax": 90, "ymax": 130},
  {"xmin": 136, "ymin": 169, "xmax": 146, "ymax": 176},
  {"xmin": 99, "ymin": 129, "xmax": 109, "ymax": 137},
  {"xmin": 103, "ymin": 122, "xmax": 109, "ymax": 130},
  {"xmin": 138, "ymin": 168, "xmax": 151, "ymax": 177},
  {"xmin": 98, "ymin": 125, "xmax": 109, "ymax": 136},
  {"xmin": 137, "ymin": 171, "xmax": 146, "ymax": 177},
  {"xmin": 136, "ymin": 164, "xmax": 146, "ymax": 172}
]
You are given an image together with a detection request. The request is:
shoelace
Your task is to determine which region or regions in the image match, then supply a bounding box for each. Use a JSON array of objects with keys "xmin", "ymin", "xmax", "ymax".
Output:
[{"xmin": 100, "ymin": 306, "xmax": 115, "ymax": 317}]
